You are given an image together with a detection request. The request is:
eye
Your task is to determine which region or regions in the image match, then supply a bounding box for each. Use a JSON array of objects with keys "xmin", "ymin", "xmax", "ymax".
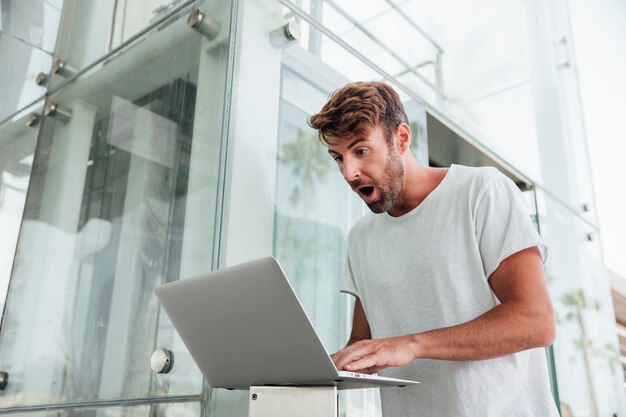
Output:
[
  {"xmin": 355, "ymin": 148, "xmax": 368, "ymax": 156},
  {"xmin": 333, "ymin": 154, "xmax": 343, "ymax": 163}
]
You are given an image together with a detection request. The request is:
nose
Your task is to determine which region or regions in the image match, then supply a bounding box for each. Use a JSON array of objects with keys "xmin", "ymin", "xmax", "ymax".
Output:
[{"xmin": 342, "ymin": 156, "xmax": 360, "ymax": 183}]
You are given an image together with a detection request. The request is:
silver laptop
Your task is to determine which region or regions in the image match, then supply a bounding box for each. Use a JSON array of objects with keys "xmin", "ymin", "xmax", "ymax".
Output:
[{"xmin": 154, "ymin": 256, "xmax": 419, "ymax": 390}]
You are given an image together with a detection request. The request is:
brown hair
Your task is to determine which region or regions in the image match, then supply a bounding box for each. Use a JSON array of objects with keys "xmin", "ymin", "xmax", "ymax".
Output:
[{"xmin": 308, "ymin": 81, "xmax": 408, "ymax": 146}]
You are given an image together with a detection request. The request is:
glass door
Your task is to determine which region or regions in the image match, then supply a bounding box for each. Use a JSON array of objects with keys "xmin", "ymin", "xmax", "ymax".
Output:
[{"xmin": 0, "ymin": 0, "xmax": 233, "ymax": 413}]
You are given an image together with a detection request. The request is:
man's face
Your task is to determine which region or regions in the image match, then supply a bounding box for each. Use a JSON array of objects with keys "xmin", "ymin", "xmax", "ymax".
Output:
[{"xmin": 326, "ymin": 125, "xmax": 405, "ymax": 213}]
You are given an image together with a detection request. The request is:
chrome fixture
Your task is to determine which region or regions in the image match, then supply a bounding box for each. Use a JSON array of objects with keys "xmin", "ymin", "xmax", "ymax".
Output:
[
  {"xmin": 52, "ymin": 59, "xmax": 77, "ymax": 78},
  {"xmin": 35, "ymin": 72, "xmax": 48, "ymax": 86},
  {"xmin": 187, "ymin": 8, "xmax": 220, "ymax": 40},
  {"xmin": 151, "ymin": 348, "xmax": 174, "ymax": 374},
  {"xmin": 269, "ymin": 21, "xmax": 301, "ymax": 48},
  {"xmin": 44, "ymin": 102, "xmax": 73, "ymax": 124},
  {"xmin": 26, "ymin": 113, "xmax": 40, "ymax": 127}
]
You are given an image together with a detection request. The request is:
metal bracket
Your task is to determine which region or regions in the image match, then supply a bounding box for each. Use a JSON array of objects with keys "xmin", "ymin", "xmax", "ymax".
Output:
[{"xmin": 249, "ymin": 386, "xmax": 337, "ymax": 417}]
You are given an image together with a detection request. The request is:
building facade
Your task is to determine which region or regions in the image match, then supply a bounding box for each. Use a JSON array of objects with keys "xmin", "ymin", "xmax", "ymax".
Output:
[{"xmin": 0, "ymin": 0, "xmax": 624, "ymax": 416}]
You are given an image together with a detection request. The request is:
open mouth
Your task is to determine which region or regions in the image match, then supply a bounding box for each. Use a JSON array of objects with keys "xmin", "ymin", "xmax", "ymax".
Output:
[{"xmin": 359, "ymin": 186, "xmax": 375, "ymax": 198}]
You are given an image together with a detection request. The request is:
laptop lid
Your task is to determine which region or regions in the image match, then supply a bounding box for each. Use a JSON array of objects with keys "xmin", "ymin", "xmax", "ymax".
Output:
[{"xmin": 155, "ymin": 256, "xmax": 343, "ymax": 389}]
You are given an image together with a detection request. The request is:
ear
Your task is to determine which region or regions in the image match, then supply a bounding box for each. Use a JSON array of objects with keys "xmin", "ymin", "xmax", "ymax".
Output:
[{"xmin": 395, "ymin": 123, "xmax": 412, "ymax": 154}]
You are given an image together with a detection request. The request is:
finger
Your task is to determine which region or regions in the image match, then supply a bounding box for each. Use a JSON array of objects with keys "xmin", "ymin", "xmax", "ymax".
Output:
[
  {"xmin": 334, "ymin": 351, "xmax": 366, "ymax": 370},
  {"xmin": 332, "ymin": 346, "xmax": 359, "ymax": 369},
  {"xmin": 334, "ymin": 350, "xmax": 369, "ymax": 370},
  {"xmin": 334, "ymin": 344, "xmax": 375, "ymax": 369},
  {"xmin": 331, "ymin": 349, "xmax": 352, "ymax": 368},
  {"xmin": 344, "ymin": 354, "xmax": 380, "ymax": 373}
]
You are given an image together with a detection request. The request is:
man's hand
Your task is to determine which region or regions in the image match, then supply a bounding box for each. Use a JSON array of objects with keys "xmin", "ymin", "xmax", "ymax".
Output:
[{"xmin": 331, "ymin": 336, "xmax": 416, "ymax": 374}]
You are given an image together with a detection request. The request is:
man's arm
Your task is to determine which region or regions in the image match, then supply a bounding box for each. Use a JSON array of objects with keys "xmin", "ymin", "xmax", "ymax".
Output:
[
  {"xmin": 346, "ymin": 298, "xmax": 371, "ymax": 346},
  {"xmin": 332, "ymin": 247, "xmax": 556, "ymax": 373}
]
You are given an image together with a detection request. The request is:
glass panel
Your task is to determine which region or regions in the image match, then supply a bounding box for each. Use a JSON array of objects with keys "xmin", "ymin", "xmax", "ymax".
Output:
[
  {"xmin": 7, "ymin": 401, "xmax": 201, "ymax": 417},
  {"xmin": 0, "ymin": 101, "xmax": 42, "ymax": 317},
  {"xmin": 0, "ymin": 0, "xmax": 232, "ymax": 408},
  {"xmin": 537, "ymin": 189, "xmax": 626, "ymax": 417},
  {"xmin": 0, "ymin": 0, "xmax": 63, "ymax": 53},
  {"xmin": 0, "ymin": 32, "xmax": 51, "ymax": 121},
  {"xmin": 51, "ymin": 0, "xmax": 197, "ymax": 77},
  {"xmin": 274, "ymin": 66, "xmax": 353, "ymax": 354},
  {"xmin": 524, "ymin": 0, "xmax": 597, "ymax": 224}
]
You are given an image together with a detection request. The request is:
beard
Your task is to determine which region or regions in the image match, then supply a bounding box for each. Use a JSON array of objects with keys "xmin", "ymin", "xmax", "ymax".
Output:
[{"xmin": 365, "ymin": 151, "xmax": 404, "ymax": 214}]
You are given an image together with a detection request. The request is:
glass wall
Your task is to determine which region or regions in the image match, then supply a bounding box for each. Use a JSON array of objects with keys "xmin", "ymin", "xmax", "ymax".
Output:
[
  {"xmin": 538, "ymin": 189, "xmax": 626, "ymax": 417},
  {"xmin": 0, "ymin": 0, "xmax": 233, "ymax": 413}
]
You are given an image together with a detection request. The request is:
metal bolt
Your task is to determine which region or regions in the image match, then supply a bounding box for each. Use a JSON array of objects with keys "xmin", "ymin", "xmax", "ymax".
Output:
[
  {"xmin": 35, "ymin": 72, "xmax": 48, "ymax": 86},
  {"xmin": 251, "ymin": 393, "xmax": 258, "ymax": 401},
  {"xmin": 44, "ymin": 102, "xmax": 73, "ymax": 124},
  {"xmin": 52, "ymin": 59, "xmax": 77, "ymax": 78},
  {"xmin": 26, "ymin": 113, "xmax": 40, "ymax": 127},
  {"xmin": 187, "ymin": 8, "xmax": 220, "ymax": 40}
]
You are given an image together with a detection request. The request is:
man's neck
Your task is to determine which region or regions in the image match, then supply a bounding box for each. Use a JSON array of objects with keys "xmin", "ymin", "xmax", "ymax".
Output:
[{"xmin": 387, "ymin": 162, "xmax": 449, "ymax": 217}]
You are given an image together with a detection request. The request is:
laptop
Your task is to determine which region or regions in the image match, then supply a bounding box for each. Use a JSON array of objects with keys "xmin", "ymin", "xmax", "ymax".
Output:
[{"xmin": 154, "ymin": 256, "xmax": 419, "ymax": 390}]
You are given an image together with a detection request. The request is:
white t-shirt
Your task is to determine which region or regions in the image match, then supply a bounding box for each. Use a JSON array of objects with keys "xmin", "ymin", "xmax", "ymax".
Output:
[{"xmin": 342, "ymin": 164, "xmax": 559, "ymax": 417}]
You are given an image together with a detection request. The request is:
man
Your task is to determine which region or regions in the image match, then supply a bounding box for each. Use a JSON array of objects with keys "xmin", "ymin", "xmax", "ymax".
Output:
[{"xmin": 308, "ymin": 82, "xmax": 559, "ymax": 417}]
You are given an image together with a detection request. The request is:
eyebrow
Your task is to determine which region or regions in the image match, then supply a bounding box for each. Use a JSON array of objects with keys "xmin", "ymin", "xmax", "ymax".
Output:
[
  {"xmin": 328, "ymin": 138, "xmax": 366, "ymax": 156},
  {"xmin": 347, "ymin": 138, "xmax": 366, "ymax": 149}
]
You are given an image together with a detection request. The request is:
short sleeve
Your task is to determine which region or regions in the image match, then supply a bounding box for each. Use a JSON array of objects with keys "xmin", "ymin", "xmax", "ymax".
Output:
[
  {"xmin": 475, "ymin": 173, "xmax": 548, "ymax": 278},
  {"xmin": 340, "ymin": 254, "xmax": 360, "ymax": 298}
]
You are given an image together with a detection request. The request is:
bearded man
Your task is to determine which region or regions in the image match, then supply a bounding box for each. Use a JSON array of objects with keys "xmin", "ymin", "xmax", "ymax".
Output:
[{"xmin": 308, "ymin": 81, "xmax": 559, "ymax": 417}]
